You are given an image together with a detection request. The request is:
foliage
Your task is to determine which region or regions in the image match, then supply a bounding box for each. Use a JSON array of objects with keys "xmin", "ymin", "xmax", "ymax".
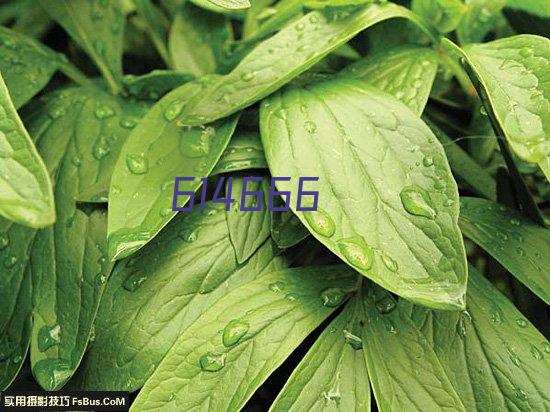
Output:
[{"xmin": 0, "ymin": 0, "xmax": 548, "ymax": 410}]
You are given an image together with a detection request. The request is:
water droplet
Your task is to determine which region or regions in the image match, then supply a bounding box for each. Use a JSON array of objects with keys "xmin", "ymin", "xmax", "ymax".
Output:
[
  {"xmin": 274, "ymin": 108, "xmax": 286, "ymax": 120},
  {"xmin": 164, "ymin": 99, "xmax": 185, "ymax": 121},
  {"xmin": 480, "ymin": 106, "xmax": 488, "ymax": 116},
  {"xmin": 508, "ymin": 348, "xmax": 521, "ymax": 367},
  {"xmin": 519, "ymin": 47, "xmax": 534, "ymax": 58},
  {"xmin": 444, "ymin": 199, "xmax": 455, "ymax": 207},
  {"xmin": 199, "ymin": 352, "xmax": 226, "ymax": 372},
  {"xmin": 71, "ymin": 155, "xmax": 82, "ymax": 166},
  {"xmin": 3, "ymin": 255, "xmax": 17, "ymax": 268},
  {"xmin": 343, "ymin": 329, "xmax": 362, "ymax": 350},
  {"xmin": 422, "ymin": 155, "xmax": 434, "ymax": 167},
  {"xmin": 303, "ymin": 209, "xmax": 335, "ymax": 237},
  {"xmin": 120, "ymin": 118, "xmax": 137, "ymax": 129},
  {"xmin": 542, "ymin": 342, "xmax": 550, "ymax": 354},
  {"xmin": 490, "ymin": 305, "xmax": 504, "ymax": 324},
  {"xmin": 241, "ymin": 71, "xmax": 255, "ymax": 82},
  {"xmin": 126, "ymin": 154, "xmax": 148, "ymax": 174},
  {"xmin": 309, "ymin": 15, "xmax": 319, "ymax": 24},
  {"xmin": 510, "ymin": 218, "xmax": 521, "ymax": 226},
  {"xmin": 222, "ymin": 320, "xmax": 249, "ymax": 347},
  {"xmin": 530, "ymin": 345, "xmax": 543, "ymax": 360},
  {"xmin": 32, "ymin": 359, "xmax": 72, "ymax": 390},
  {"xmin": 295, "ymin": 22, "xmax": 305, "ymax": 31},
  {"xmin": 48, "ymin": 106, "xmax": 66, "ymax": 119},
  {"xmin": 385, "ymin": 320, "xmax": 397, "ymax": 334},
  {"xmin": 92, "ymin": 135, "xmax": 110, "ymax": 160},
  {"xmin": 413, "ymin": 79, "xmax": 423, "ymax": 88},
  {"xmin": 94, "ymin": 105, "xmax": 114, "ymax": 119},
  {"xmin": 381, "ymin": 253, "xmax": 398, "ymax": 272},
  {"xmin": 37, "ymin": 324, "xmax": 61, "ymax": 352},
  {"xmin": 514, "ymin": 388, "xmax": 527, "ymax": 401},
  {"xmin": 338, "ymin": 236, "xmax": 373, "ymax": 270},
  {"xmin": 320, "ymin": 288, "xmax": 345, "ymax": 307},
  {"xmin": 0, "ymin": 234, "xmax": 8, "ymax": 250},
  {"xmin": 304, "ymin": 120, "xmax": 317, "ymax": 134},
  {"xmin": 11, "ymin": 353, "xmax": 22, "ymax": 363},
  {"xmin": 375, "ymin": 296, "xmax": 396, "ymax": 314},
  {"xmin": 269, "ymin": 281, "xmax": 285, "ymax": 292},
  {"xmin": 178, "ymin": 228, "xmax": 198, "ymax": 243},
  {"xmin": 95, "ymin": 273, "xmax": 107, "ymax": 286},
  {"xmin": 516, "ymin": 318, "xmax": 527, "ymax": 328},
  {"xmin": 400, "ymin": 185, "xmax": 436, "ymax": 219},
  {"xmin": 123, "ymin": 271, "xmax": 148, "ymax": 292},
  {"xmin": 456, "ymin": 311, "xmax": 471, "ymax": 339}
]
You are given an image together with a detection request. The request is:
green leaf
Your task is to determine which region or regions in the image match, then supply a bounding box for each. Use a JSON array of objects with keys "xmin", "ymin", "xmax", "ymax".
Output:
[
  {"xmin": 0, "ymin": 74, "xmax": 54, "ymax": 228},
  {"xmin": 208, "ymin": 0, "xmax": 250, "ymax": 10},
  {"xmin": 25, "ymin": 87, "xmax": 150, "ymax": 203},
  {"xmin": 168, "ymin": 3, "xmax": 232, "ymax": 76},
  {"xmin": 226, "ymin": 177, "xmax": 271, "ymax": 263},
  {"xmin": 459, "ymin": 197, "xmax": 550, "ymax": 304},
  {"xmin": 361, "ymin": 266, "xmax": 550, "ymax": 411},
  {"xmin": 171, "ymin": 2, "xmax": 437, "ymax": 126},
  {"xmin": 107, "ymin": 79, "xmax": 239, "ymax": 261},
  {"xmin": 271, "ymin": 209, "xmax": 310, "ymax": 249},
  {"xmin": 457, "ymin": 0, "xmax": 506, "ymax": 44},
  {"xmin": 461, "ymin": 35, "xmax": 550, "ymax": 180},
  {"xmin": 211, "ymin": 132, "xmax": 268, "ymax": 175},
  {"xmin": 74, "ymin": 203, "xmax": 287, "ymax": 391},
  {"xmin": 271, "ymin": 298, "xmax": 370, "ymax": 411},
  {"xmin": 342, "ymin": 46, "xmax": 439, "ymax": 115},
  {"xmin": 504, "ymin": 0, "xmax": 550, "ymax": 37},
  {"xmin": 130, "ymin": 264, "xmax": 357, "ymax": 411},
  {"xmin": 189, "ymin": 0, "xmax": 247, "ymax": 17},
  {"xmin": 260, "ymin": 77, "xmax": 467, "ymax": 310},
  {"xmin": 133, "ymin": 0, "xmax": 171, "ymax": 66},
  {"xmin": 0, "ymin": 27, "xmax": 61, "ymax": 109},
  {"xmin": 39, "ymin": 0, "xmax": 125, "ymax": 94},
  {"xmin": 123, "ymin": 71, "xmax": 194, "ymax": 101},
  {"xmin": 411, "ymin": 0, "xmax": 466, "ymax": 33},
  {"xmin": 0, "ymin": 219, "xmax": 34, "ymax": 390},
  {"xmin": 427, "ymin": 120, "xmax": 497, "ymax": 200}
]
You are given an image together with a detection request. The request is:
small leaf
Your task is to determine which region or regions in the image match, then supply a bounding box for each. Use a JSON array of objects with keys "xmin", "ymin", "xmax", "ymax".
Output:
[
  {"xmin": 130, "ymin": 265, "xmax": 357, "ymax": 411},
  {"xmin": 261, "ymin": 77, "xmax": 467, "ymax": 310},
  {"xmin": 123, "ymin": 71, "xmax": 194, "ymax": 101},
  {"xmin": 107, "ymin": 79, "xmax": 239, "ymax": 261},
  {"xmin": 39, "ymin": 0, "xmax": 125, "ymax": 93},
  {"xmin": 208, "ymin": 0, "xmax": 251, "ymax": 10},
  {"xmin": 412, "ymin": 0, "xmax": 466, "ymax": 33},
  {"xmin": 168, "ymin": 3, "xmax": 232, "ymax": 76},
  {"xmin": 171, "ymin": 2, "xmax": 437, "ymax": 125},
  {"xmin": 271, "ymin": 298, "xmax": 370, "ymax": 411},
  {"xmin": 459, "ymin": 197, "xmax": 550, "ymax": 304},
  {"xmin": 0, "ymin": 74, "xmax": 54, "ymax": 228},
  {"xmin": 461, "ymin": 35, "xmax": 550, "ymax": 179},
  {"xmin": 74, "ymin": 204, "xmax": 287, "ymax": 391},
  {"xmin": 342, "ymin": 46, "xmax": 439, "ymax": 115},
  {"xmin": 226, "ymin": 177, "xmax": 271, "ymax": 263}
]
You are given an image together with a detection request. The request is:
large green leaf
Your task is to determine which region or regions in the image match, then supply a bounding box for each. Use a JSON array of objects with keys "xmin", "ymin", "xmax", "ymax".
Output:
[
  {"xmin": 168, "ymin": 3, "xmax": 232, "ymax": 76},
  {"xmin": 459, "ymin": 197, "xmax": 550, "ymax": 304},
  {"xmin": 130, "ymin": 265, "xmax": 357, "ymax": 411},
  {"xmin": 342, "ymin": 46, "xmax": 439, "ymax": 115},
  {"xmin": 211, "ymin": 132, "xmax": 268, "ymax": 175},
  {"xmin": 0, "ymin": 27, "xmax": 61, "ymax": 109},
  {"xmin": 107, "ymin": 79, "xmax": 239, "ymax": 261},
  {"xmin": 411, "ymin": 0, "xmax": 466, "ymax": 34},
  {"xmin": 39, "ymin": 0, "xmax": 125, "ymax": 93},
  {"xmin": 362, "ymin": 266, "xmax": 550, "ymax": 411},
  {"xmin": 271, "ymin": 298, "xmax": 370, "ymax": 411},
  {"xmin": 0, "ymin": 219, "xmax": 34, "ymax": 390},
  {"xmin": 457, "ymin": 0, "xmax": 506, "ymax": 44},
  {"xmin": 461, "ymin": 35, "xmax": 550, "ymax": 180},
  {"xmin": 0, "ymin": 74, "xmax": 54, "ymax": 228},
  {"xmin": 226, "ymin": 177, "xmax": 271, "ymax": 263},
  {"xmin": 168, "ymin": 2, "xmax": 436, "ymax": 126},
  {"xmin": 75, "ymin": 203, "xmax": 286, "ymax": 391},
  {"xmin": 261, "ymin": 77, "xmax": 467, "ymax": 310}
]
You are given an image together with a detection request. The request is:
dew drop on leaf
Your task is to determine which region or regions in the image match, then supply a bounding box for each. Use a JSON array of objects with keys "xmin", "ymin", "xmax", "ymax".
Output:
[
  {"xmin": 94, "ymin": 105, "xmax": 114, "ymax": 119},
  {"xmin": 375, "ymin": 295, "xmax": 396, "ymax": 314},
  {"xmin": 164, "ymin": 99, "xmax": 185, "ymax": 121},
  {"xmin": 32, "ymin": 359, "xmax": 72, "ymax": 390},
  {"xmin": 343, "ymin": 329, "xmax": 362, "ymax": 350},
  {"xmin": 222, "ymin": 320, "xmax": 249, "ymax": 347},
  {"xmin": 303, "ymin": 209, "xmax": 335, "ymax": 237},
  {"xmin": 0, "ymin": 234, "xmax": 8, "ymax": 250},
  {"xmin": 199, "ymin": 352, "xmax": 226, "ymax": 372},
  {"xmin": 37, "ymin": 324, "xmax": 61, "ymax": 352},
  {"xmin": 490, "ymin": 305, "xmax": 504, "ymax": 324},
  {"xmin": 304, "ymin": 120, "xmax": 317, "ymax": 134},
  {"xmin": 123, "ymin": 271, "xmax": 148, "ymax": 292},
  {"xmin": 338, "ymin": 236, "xmax": 374, "ymax": 270},
  {"xmin": 381, "ymin": 253, "xmax": 398, "ymax": 272},
  {"xmin": 241, "ymin": 71, "xmax": 255, "ymax": 82},
  {"xmin": 92, "ymin": 135, "xmax": 111, "ymax": 160},
  {"xmin": 119, "ymin": 118, "xmax": 137, "ymax": 129},
  {"xmin": 530, "ymin": 345, "xmax": 543, "ymax": 360},
  {"xmin": 3, "ymin": 255, "xmax": 17, "ymax": 268},
  {"xmin": 422, "ymin": 155, "xmax": 434, "ymax": 167},
  {"xmin": 514, "ymin": 388, "xmax": 527, "ymax": 401},
  {"xmin": 543, "ymin": 342, "xmax": 550, "ymax": 354},
  {"xmin": 126, "ymin": 154, "xmax": 149, "ymax": 174},
  {"xmin": 516, "ymin": 318, "xmax": 527, "ymax": 328},
  {"xmin": 178, "ymin": 228, "xmax": 198, "ymax": 243},
  {"xmin": 285, "ymin": 293, "xmax": 298, "ymax": 301},
  {"xmin": 400, "ymin": 185, "xmax": 437, "ymax": 219},
  {"xmin": 320, "ymin": 287, "xmax": 345, "ymax": 307},
  {"xmin": 268, "ymin": 281, "xmax": 285, "ymax": 292},
  {"xmin": 95, "ymin": 273, "xmax": 107, "ymax": 286}
]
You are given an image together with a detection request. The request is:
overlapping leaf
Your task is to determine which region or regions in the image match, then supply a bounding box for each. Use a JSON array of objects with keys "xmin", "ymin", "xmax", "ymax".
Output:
[{"xmin": 261, "ymin": 77, "xmax": 467, "ymax": 310}]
